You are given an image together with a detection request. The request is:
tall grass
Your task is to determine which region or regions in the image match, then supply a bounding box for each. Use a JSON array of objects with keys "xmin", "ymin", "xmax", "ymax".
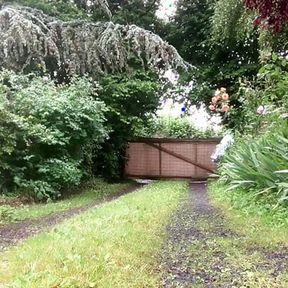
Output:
[{"xmin": 219, "ymin": 121, "xmax": 288, "ymax": 206}]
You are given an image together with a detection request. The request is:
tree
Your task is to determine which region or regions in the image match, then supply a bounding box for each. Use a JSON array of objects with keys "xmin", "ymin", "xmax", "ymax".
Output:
[
  {"xmin": 4, "ymin": 0, "xmax": 166, "ymax": 33},
  {"xmin": 0, "ymin": 5, "xmax": 189, "ymax": 77},
  {"xmin": 244, "ymin": 0, "xmax": 288, "ymax": 32},
  {"xmin": 1, "ymin": 0, "xmax": 111, "ymax": 20},
  {"xmin": 211, "ymin": 0, "xmax": 255, "ymax": 45},
  {"xmin": 166, "ymin": 0, "xmax": 260, "ymax": 105},
  {"xmin": 108, "ymin": 0, "xmax": 162, "ymax": 32},
  {"xmin": 95, "ymin": 71, "xmax": 161, "ymax": 179},
  {"xmin": 165, "ymin": 0, "xmax": 215, "ymax": 66}
]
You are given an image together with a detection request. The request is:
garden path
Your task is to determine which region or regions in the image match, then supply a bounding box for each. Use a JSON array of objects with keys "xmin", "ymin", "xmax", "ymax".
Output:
[
  {"xmin": 0, "ymin": 185, "xmax": 140, "ymax": 251},
  {"xmin": 160, "ymin": 183, "xmax": 288, "ymax": 287}
]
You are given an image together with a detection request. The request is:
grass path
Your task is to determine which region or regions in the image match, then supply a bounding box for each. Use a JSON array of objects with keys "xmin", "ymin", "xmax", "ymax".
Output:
[
  {"xmin": 0, "ymin": 179, "xmax": 132, "ymax": 225},
  {"xmin": 2, "ymin": 180, "xmax": 287, "ymax": 287},
  {"xmin": 0, "ymin": 184, "xmax": 139, "ymax": 251},
  {"xmin": 0, "ymin": 181, "xmax": 187, "ymax": 287},
  {"xmin": 159, "ymin": 183, "xmax": 288, "ymax": 287}
]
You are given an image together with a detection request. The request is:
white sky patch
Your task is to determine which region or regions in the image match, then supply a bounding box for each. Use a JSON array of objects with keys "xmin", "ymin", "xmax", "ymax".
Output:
[
  {"xmin": 156, "ymin": 0, "xmax": 177, "ymax": 21},
  {"xmin": 163, "ymin": 69, "xmax": 179, "ymax": 84},
  {"xmin": 155, "ymin": 0, "xmax": 223, "ymax": 133}
]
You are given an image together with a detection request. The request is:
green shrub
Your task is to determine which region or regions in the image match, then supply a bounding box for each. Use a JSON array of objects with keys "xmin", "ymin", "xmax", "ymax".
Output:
[
  {"xmin": 0, "ymin": 71, "xmax": 107, "ymax": 199},
  {"xmin": 156, "ymin": 116, "xmax": 198, "ymax": 138},
  {"xmin": 227, "ymin": 54, "xmax": 288, "ymax": 133},
  {"xmin": 137, "ymin": 116, "xmax": 221, "ymax": 139},
  {"xmin": 95, "ymin": 72, "xmax": 161, "ymax": 180},
  {"xmin": 218, "ymin": 120, "xmax": 288, "ymax": 206}
]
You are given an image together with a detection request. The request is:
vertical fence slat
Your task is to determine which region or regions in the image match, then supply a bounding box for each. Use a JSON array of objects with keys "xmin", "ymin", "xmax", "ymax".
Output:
[
  {"xmin": 159, "ymin": 143, "xmax": 162, "ymax": 176},
  {"xmin": 195, "ymin": 142, "xmax": 198, "ymax": 177}
]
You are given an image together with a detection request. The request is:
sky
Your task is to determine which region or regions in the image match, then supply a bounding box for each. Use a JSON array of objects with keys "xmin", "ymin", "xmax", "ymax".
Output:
[
  {"xmin": 156, "ymin": 0, "xmax": 176, "ymax": 20},
  {"xmin": 155, "ymin": 1, "xmax": 223, "ymax": 131}
]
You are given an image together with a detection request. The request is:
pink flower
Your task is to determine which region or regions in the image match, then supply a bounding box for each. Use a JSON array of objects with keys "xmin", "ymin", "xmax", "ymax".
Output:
[
  {"xmin": 256, "ymin": 105, "xmax": 266, "ymax": 115},
  {"xmin": 220, "ymin": 87, "xmax": 227, "ymax": 93},
  {"xmin": 222, "ymin": 93, "xmax": 229, "ymax": 100},
  {"xmin": 209, "ymin": 105, "xmax": 216, "ymax": 111},
  {"xmin": 211, "ymin": 96, "xmax": 218, "ymax": 104},
  {"xmin": 214, "ymin": 89, "xmax": 221, "ymax": 96},
  {"xmin": 221, "ymin": 104, "xmax": 230, "ymax": 113}
]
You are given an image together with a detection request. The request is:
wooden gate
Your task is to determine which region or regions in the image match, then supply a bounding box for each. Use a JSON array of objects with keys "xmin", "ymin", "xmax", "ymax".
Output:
[{"xmin": 124, "ymin": 138, "xmax": 221, "ymax": 180}]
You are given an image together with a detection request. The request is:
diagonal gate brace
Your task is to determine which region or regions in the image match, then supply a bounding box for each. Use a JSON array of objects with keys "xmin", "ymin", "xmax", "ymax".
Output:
[{"xmin": 144, "ymin": 141, "xmax": 214, "ymax": 174}]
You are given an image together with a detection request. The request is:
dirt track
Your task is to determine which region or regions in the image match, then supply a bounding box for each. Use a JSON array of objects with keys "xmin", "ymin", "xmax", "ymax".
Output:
[
  {"xmin": 160, "ymin": 183, "xmax": 288, "ymax": 287},
  {"xmin": 0, "ymin": 185, "xmax": 140, "ymax": 251}
]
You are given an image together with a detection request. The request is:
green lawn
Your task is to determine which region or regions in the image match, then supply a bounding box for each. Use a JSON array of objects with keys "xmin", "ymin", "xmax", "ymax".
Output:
[
  {"xmin": 205, "ymin": 181, "xmax": 288, "ymax": 287},
  {"xmin": 0, "ymin": 181, "xmax": 187, "ymax": 287},
  {"xmin": 0, "ymin": 179, "xmax": 132, "ymax": 224},
  {"xmin": 209, "ymin": 181, "xmax": 288, "ymax": 246}
]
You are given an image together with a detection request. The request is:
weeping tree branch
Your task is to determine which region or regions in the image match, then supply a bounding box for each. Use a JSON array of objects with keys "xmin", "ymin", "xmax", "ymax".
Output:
[
  {"xmin": 0, "ymin": 5, "xmax": 190, "ymax": 76},
  {"xmin": 1, "ymin": 0, "xmax": 112, "ymax": 20}
]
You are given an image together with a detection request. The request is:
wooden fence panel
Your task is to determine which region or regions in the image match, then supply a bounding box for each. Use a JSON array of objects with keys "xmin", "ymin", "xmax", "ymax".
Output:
[
  {"xmin": 161, "ymin": 142, "xmax": 197, "ymax": 178},
  {"xmin": 195, "ymin": 142, "xmax": 219, "ymax": 178},
  {"xmin": 125, "ymin": 142, "xmax": 160, "ymax": 177},
  {"xmin": 125, "ymin": 138, "xmax": 221, "ymax": 180}
]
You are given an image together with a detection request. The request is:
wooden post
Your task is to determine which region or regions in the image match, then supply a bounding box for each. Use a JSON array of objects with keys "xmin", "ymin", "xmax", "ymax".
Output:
[
  {"xmin": 195, "ymin": 143, "xmax": 198, "ymax": 177},
  {"xmin": 159, "ymin": 143, "xmax": 162, "ymax": 176}
]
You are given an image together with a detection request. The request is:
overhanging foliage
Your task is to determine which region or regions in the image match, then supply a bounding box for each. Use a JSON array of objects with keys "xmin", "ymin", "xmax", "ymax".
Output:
[{"xmin": 0, "ymin": 5, "xmax": 189, "ymax": 75}]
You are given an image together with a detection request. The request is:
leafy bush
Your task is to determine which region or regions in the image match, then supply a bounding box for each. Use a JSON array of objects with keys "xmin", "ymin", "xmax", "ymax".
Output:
[
  {"xmin": 0, "ymin": 71, "xmax": 107, "ymax": 199},
  {"xmin": 95, "ymin": 72, "xmax": 161, "ymax": 180},
  {"xmin": 138, "ymin": 116, "xmax": 222, "ymax": 139},
  {"xmin": 227, "ymin": 54, "xmax": 288, "ymax": 133},
  {"xmin": 218, "ymin": 120, "xmax": 288, "ymax": 206}
]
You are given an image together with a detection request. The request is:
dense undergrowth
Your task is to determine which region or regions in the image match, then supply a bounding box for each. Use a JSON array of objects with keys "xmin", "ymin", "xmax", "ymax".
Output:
[
  {"xmin": 0, "ymin": 70, "xmax": 160, "ymax": 200},
  {"xmin": 218, "ymin": 120, "xmax": 288, "ymax": 207},
  {"xmin": 216, "ymin": 55, "xmax": 288, "ymax": 210},
  {"xmin": 0, "ymin": 72, "xmax": 107, "ymax": 200}
]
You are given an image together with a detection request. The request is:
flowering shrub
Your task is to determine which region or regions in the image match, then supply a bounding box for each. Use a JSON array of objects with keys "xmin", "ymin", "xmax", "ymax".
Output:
[
  {"xmin": 256, "ymin": 105, "xmax": 266, "ymax": 115},
  {"xmin": 209, "ymin": 88, "xmax": 230, "ymax": 113},
  {"xmin": 227, "ymin": 54, "xmax": 288, "ymax": 133},
  {"xmin": 146, "ymin": 101, "xmax": 224, "ymax": 139},
  {"xmin": 211, "ymin": 134, "xmax": 234, "ymax": 163},
  {"xmin": 217, "ymin": 55, "xmax": 288, "ymax": 207}
]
